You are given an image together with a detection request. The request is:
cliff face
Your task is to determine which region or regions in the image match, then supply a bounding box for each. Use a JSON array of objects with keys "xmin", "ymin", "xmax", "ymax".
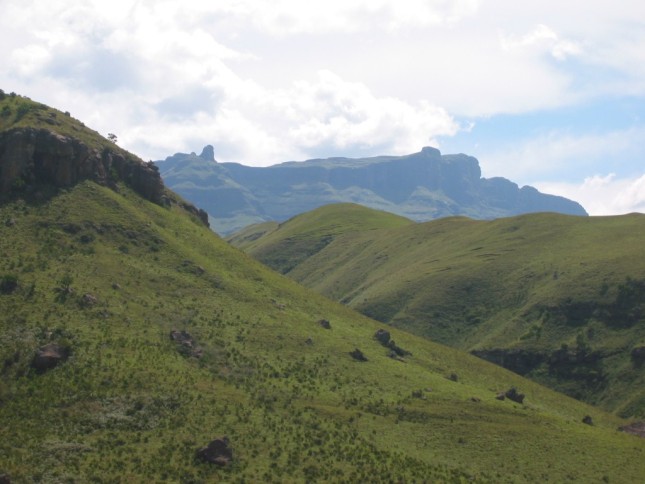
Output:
[{"xmin": 0, "ymin": 128, "xmax": 164, "ymax": 204}]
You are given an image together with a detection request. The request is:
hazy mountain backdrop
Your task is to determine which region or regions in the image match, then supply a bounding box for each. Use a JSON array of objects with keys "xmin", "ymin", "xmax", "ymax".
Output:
[{"xmin": 157, "ymin": 146, "xmax": 587, "ymax": 234}]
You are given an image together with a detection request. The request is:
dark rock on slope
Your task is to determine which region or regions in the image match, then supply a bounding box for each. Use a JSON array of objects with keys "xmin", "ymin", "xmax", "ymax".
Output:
[
  {"xmin": 31, "ymin": 343, "xmax": 70, "ymax": 373},
  {"xmin": 0, "ymin": 128, "xmax": 164, "ymax": 204},
  {"xmin": 157, "ymin": 145, "xmax": 587, "ymax": 234},
  {"xmin": 196, "ymin": 437, "xmax": 233, "ymax": 466}
]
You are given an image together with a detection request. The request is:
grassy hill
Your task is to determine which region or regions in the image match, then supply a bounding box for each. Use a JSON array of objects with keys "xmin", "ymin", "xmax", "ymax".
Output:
[
  {"xmin": 1, "ymin": 94, "xmax": 645, "ymax": 482},
  {"xmin": 229, "ymin": 204, "xmax": 645, "ymax": 418},
  {"xmin": 0, "ymin": 90, "xmax": 128, "ymax": 155},
  {"xmin": 227, "ymin": 203, "xmax": 413, "ymax": 273}
]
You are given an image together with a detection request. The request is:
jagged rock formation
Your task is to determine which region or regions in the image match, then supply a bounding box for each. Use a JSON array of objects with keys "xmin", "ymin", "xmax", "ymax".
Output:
[
  {"xmin": 0, "ymin": 128, "xmax": 164, "ymax": 204},
  {"xmin": 158, "ymin": 145, "xmax": 587, "ymax": 234}
]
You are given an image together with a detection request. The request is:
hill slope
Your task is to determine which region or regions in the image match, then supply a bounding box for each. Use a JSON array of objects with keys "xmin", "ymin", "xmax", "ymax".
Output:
[
  {"xmin": 229, "ymin": 204, "xmax": 645, "ymax": 417},
  {"xmin": 1, "ymin": 93, "xmax": 644, "ymax": 482},
  {"xmin": 157, "ymin": 145, "xmax": 587, "ymax": 234}
]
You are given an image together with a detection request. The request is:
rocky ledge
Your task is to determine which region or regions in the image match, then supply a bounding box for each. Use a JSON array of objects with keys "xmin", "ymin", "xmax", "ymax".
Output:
[{"xmin": 0, "ymin": 127, "xmax": 164, "ymax": 204}]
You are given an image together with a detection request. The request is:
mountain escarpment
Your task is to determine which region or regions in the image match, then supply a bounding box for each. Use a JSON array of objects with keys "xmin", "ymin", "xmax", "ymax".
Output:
[{"xmin": 0, "ymin": 127, "xmax": 164, "ymax": 204}]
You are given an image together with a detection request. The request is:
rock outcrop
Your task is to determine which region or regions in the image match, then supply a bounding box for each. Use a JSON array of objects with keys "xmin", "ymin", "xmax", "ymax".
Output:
[
  {"xmin": 619, "ymin": 421, "xmax": 645, "ymax": 438},
  {"xmin": 31, "ymin": 343, "xmax": 71, "ymax": 373},
  {"xmin": 196, "ymin": 437, "xmax": 233, "ymax": 466},
  {"xmin": 170, "ymin": 330, "xmax": 203, "ymax": 358},
  {"xmin": 0, "ymin": 127, "xmax": 164, "ymax": 204},
  {"xmin": 504, "ymin": 387, "xmax": 525, "ymax": 404},
  {"xmin": 374, "ymin": 329, "xmax": 391, "ymax": 345},
  {"xmin": 350, "ymin": 348, "xmax": 368, "ymax": 361},
  {"xmin": 632, "ymin": 346, "xmax": 645, "ymax": 368}
]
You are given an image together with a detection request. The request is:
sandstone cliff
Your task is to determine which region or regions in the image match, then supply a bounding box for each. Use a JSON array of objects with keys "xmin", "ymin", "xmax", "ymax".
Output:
[{"xmin": 0, "ymin": 127, "xmax": 164, "ymax": 204}]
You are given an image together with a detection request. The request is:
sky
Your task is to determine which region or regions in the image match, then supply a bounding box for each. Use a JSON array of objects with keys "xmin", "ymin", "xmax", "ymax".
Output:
[{"xmin": 1, "ymin": 0, "xmax": 644, "ymax": 215}]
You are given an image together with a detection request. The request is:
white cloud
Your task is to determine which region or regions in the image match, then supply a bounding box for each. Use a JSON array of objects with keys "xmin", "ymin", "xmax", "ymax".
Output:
[
  {"xmin": 217, "ymin": 0, "xmax": 481, "ymax": 34},
  {"xmin": 534, "ymin": 174, "xmax": 645, "ymax": 216},
  {"xmin": 479, "ymin": 127, "xmax": 645, "ymax": 182},
  {"xmin": 1, "ymin": 0, "xmax": 645, "ymax": 194},
  {"xmin": 499, "ymin": 24, "xmax": 582, "ymax": 61},
  {"xmin": 286, "ymin": 71, "xmax": 458, "ymax": 154}
]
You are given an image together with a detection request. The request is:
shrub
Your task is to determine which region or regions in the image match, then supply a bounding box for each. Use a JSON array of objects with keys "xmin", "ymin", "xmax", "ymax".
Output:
[{"xmin": 15, "ymin": 102, "xmax": 31, "ymax": 121}]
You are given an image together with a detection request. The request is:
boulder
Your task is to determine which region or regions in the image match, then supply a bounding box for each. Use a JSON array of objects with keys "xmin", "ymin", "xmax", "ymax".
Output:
[
  {"xmin": 350, "ymin": 348, "xmax": 368, "ymax": 362},
  {"xmin": 495, "ymin": 392, "xmax": 506, "ymax": 401},
  {"xmin": 504, "ymin": 387, "xmax": 525, "ymax": 404},
  {"xmin": 80, "ymin": 293, "xmax": 98, "ymax": 307},
  {"xmin": 0, "ymin": 275, "xmax": 18, "ymax": 294},
  {"xmin": 170, "ymin": 330, "xmax": 203, "ymax": 358},
  {"xmin": 582, "ymin": 415, "xmax": 593, "ymax": 426},
  {"xmin": 619, "ymin": 421, "xmax": 645, "ymax": 438},
  {"xmin": 318, "ymin": 319, "xmax": 331, "ymax": 329},
  {"xmin": 631, "ymin": 346, "xmax": 645, "ymax": 368},
  {"xmin": 31, "ymin": 343, "xmax": 70, "ymax": 373},
  {"xmin": 387, "ymin": 340, "xmax": 411, "ymax": 357},
  {"xmin": 374, "ymin": 329, "xmax": 391, "ymax": 345},
  {"xmin": 196, "ymin": 437, "xmax": 233, "ymax": 466}
]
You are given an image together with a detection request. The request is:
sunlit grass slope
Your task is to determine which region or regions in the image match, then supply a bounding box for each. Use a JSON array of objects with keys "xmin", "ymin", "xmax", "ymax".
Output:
[
  {"xmin": 1, "ymin": 181, "xmax": 644, "ymax": 482},
  {"xmin": 227, "ymin": 203, "xmax": 412, "ymax": 273},
  {"xmin": 0, "ymin": 90, "xmax": 131, "ymax": 156},
  {"xmin": 230, "ymin": 204, "xmax": 645, "ymax": 417}
]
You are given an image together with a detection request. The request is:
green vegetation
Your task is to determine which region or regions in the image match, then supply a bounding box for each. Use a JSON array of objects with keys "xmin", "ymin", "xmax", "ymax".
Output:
[
  {"xmin": 228, "ymin": 203, "xmax": 412, "ymax": 273},
  {"xmin": 230, "ymin": 205, "xmax": 645, "ymax": 417},
  {"xmin": 1, "ymin": 96, "xmax": 644, "ymax": 482},
  {"xmin": 3, "ymin": 182, "xmax": 645, "ymax": 482},
  {"xmin": 0, "ymin": 93, "xmax": 131, "ymax": 157}
]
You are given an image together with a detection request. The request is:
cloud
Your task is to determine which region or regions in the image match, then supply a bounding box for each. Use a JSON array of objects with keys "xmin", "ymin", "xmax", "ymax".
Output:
[
  {"xmin": 129, "ymin": 70, "xmax": 458, "ymax": 164},
  {"xmin": 499, "ymin": 24, "xmax": 582, "ymax": 61},
  {"xmin": 217, "ymin": 0, "xmax": 481, "ymax": 34},
  {"xmin": 534, "ymin": 174, "xmax": 645, "ymax": 215},
  {"xmin": 286, "ymin": 71, "xmax": 458, "ymax": 155},
  {"xmin": 479, "ymin": 126, "xmax": 645, "ymax": 182},
  {"xmin": 1, "ymin": 0, "xmax": 645, "ymax": 191}
]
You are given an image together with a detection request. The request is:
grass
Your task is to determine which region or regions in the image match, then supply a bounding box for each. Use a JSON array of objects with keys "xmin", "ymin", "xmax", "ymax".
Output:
[
  {"xmin": 227, "ymin": 203, "xmax": 412, "ymax": 273},
  {"xmin": 230, "ymin": 204, "xmax": 645, "ymax": 417},
  {"xmin": 0, "ymin": 181, "xmax": 643, "ymax": 482},
  {"xmin": 1, "ymin": 94, "xmax": 644, "ymax": 481},
  {"xmin": 0, "ymin": 91, "xmax": 130, "ymax": 157}
]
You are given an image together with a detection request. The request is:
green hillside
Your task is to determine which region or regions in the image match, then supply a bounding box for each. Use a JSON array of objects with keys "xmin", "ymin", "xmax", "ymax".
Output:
[
  {"xmin": 230, "ymin": 205, "xmax": 645, "ymax": 417},
  {"xmin": 227, "ymin": 203, "xmax": 413, "ymax": 273},
  {"xmin": 0, "ymin": 90, "xmax": 127, "ymax": 155},
  {"xmin": 1, "ymin": 94, "xmax": 645, "ymax": 482}
]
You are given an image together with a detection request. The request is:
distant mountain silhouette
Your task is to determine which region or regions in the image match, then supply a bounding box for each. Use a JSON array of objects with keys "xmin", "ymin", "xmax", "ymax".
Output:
[{"xmin": 157, "ymin": 146, "xmax": 587, "ymax": 234}]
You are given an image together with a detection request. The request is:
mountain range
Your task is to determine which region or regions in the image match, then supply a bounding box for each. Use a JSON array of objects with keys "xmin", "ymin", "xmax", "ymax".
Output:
[
  {"xmin": 2, "ymin": 92, "xmax": 644, "ymax": 482},
  {"xmin": 157, "ymin": 145, "xmax": 587, "ymax": 234}
]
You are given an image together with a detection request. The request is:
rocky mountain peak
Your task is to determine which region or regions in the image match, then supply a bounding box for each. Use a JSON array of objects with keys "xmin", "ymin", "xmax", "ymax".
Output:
[{"xmin": 199, "ymin": 145, "xmax": 215, "ymax": 162}]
